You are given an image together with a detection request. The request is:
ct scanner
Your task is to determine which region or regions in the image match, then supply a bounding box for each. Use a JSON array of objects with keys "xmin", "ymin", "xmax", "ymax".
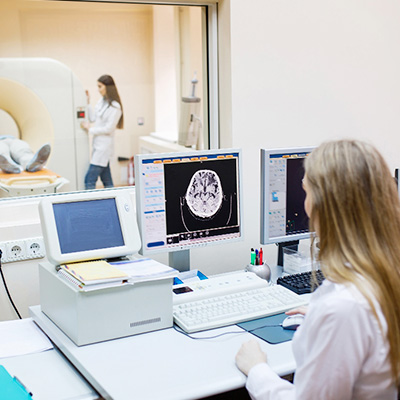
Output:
[{"xmin": 0, "ymin": 57, "xmax": 89, "ymax": 196}]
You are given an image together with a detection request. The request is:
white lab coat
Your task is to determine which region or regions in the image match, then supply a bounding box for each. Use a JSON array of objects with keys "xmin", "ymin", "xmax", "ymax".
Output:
[
  {"xmin": 245, "ymin": 279, "xmax": 397, "ymax": 400},
  {"xmin": 87, "ymin": 98, "xmax": 122, "ymax": 167}
]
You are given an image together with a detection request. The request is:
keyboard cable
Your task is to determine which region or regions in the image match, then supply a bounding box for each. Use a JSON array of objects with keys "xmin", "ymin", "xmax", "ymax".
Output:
[{"xmin": 173, "ymin": 323, "xmax": 283, "ymax": 340}]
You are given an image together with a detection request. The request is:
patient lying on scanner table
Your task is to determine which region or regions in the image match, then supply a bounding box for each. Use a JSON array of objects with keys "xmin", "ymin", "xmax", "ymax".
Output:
[{"xmin": 0, "ymin": 137, "xmax": 51, "ymax": 174}]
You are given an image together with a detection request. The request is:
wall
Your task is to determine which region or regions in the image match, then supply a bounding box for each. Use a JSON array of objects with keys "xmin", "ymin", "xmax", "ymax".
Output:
[
  {"xmin": 214, "ymin": 0, "xmax": 400, "ymax": 272},
  {"xmin": 152, "ymin": 6, "xmax": 205, "ymax": 146},
  {"xmin": 153, "ymin": 6, "xmax": 179, "ymax": 134},
  {"xmin": 0, "ymin": 197, "xmax": 44, "ymax": 321}
]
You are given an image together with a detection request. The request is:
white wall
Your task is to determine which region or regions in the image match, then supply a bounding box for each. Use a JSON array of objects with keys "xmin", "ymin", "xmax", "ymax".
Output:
[
  {"xmin": 0, "ymin": 198, "xmax": 42, "ymax": 320},
  {"xmin": 205, "ymin": 0, "xmax": 400, "ymax": 273}
]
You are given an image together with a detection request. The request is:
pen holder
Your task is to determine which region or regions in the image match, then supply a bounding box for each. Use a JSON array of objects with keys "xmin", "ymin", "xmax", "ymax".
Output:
[{"xmin": 246, "ymin": 263, "xmax": 271, "ymax": 282}]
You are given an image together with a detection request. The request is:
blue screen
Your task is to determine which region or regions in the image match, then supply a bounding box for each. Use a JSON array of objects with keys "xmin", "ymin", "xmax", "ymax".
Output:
[{"xmin": 53, "ymin": 198, "xmax": 125, "ymax": 254}]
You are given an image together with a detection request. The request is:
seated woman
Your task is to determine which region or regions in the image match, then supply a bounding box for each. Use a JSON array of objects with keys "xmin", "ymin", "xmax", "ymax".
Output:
[
  {"xmin": 236, "ymin": 139, "xmax": 400, "ymax": 399},
  {"xmin": 0, "ymin": 137, "xmax": 51, "ymax": 174}
]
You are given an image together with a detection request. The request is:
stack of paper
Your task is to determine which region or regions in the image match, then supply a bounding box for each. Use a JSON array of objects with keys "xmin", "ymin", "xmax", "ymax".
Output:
[
  {"xmin": 57, "ymin": 260, "xmax": 129, "ymax": 291},
  {"xmin": 57, "ymin": 258, "xmax": 177, "ymax": 291},
  {"xmin": 110, "ymin": 258, "xmax": 178, "ymax": 282},
  {"xmin": 0, "ymin": 318, "xmax": 53, "ymax": 359}
]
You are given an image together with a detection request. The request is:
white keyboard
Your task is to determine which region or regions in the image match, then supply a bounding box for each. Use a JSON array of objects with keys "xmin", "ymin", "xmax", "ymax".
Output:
[{"xmin": 173, "ymin": 271, "xmax": 307, "ymax": 333}]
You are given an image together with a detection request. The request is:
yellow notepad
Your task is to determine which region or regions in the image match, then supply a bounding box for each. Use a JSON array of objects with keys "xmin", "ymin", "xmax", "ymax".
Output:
[{"xmin": 61, "ymin": 260, "xmax": 129, "ymax": 285}]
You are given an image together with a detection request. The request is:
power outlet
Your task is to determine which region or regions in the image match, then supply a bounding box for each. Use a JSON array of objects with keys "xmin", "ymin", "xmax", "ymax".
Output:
[
  {"xmin": 25, "ymin": 237, "xmax": 45, "ymax": 259},
  {"xmin": 0, "ymin": 237, "xmax": 46, "ymax": 263},
  {"xmin": 0, "ymin": 244, "xmax": 7, "ymax": 264},
  {"xmin": 6, "ymin": 240, "xmax": 27, "ymax": 262}
]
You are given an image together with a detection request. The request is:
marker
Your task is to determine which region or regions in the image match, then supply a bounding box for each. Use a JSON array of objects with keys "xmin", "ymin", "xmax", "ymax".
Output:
[
  {"xmin": 255, "ymin": 249, "xmax": 259, "ymax": 265},
  {"xmin": 250, "ymin": 248, "xmax": 256, "ymax": 265},
  {"xmin": 259, "ymin": 248, "xmax": 263, "ymax": 264}
]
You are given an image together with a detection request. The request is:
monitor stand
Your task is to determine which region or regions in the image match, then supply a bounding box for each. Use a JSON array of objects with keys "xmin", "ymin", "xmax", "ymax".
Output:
[
  {"xmin": 169, "ymin": 249, "xmax": 190, "ymax": 272},
  {"xmin": 276, "ymin": 240, "xmax": 299, "ymax": 267}
]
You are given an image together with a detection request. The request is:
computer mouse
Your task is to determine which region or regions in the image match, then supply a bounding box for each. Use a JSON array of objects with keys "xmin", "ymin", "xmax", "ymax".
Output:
[{"xmin": 281, "ymin": 314, "xmax": 305, "ymax": 330}]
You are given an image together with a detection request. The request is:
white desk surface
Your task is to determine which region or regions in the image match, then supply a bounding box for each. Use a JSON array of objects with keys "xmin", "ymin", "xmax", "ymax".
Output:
[
  {"xmin": 1, "ymin": 349, "xmax": 98, "ymax": 400},
  {"xmin": 30, "ymin": 305, "xmax": 296, "ymax": 400}
]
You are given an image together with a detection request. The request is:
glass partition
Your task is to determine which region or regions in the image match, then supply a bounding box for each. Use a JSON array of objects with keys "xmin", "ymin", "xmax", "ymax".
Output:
[{"xmin": 0, "ymin": 0, "xmax": 212, "ymax": 197}]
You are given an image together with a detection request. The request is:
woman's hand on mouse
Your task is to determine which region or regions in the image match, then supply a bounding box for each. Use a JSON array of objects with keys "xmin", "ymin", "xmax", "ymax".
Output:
[
  {"xmin": 235, "ymin": 339, "xmax": 267, "ymax": 376},
  {"xmin": 285, "ymin": 305, "xmax": 308, "ymax": 316}
]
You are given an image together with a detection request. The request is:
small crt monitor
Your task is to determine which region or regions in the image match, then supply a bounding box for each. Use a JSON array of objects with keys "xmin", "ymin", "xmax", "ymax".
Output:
[
  {"xmin": 39, "ymin": 190, "xmax": 141, "ymax": 265},
  {"xmin": 135, "ymin": 148, "xmax": 243, "ymax": 255},
  {"xmin": 260, "ymin": 146, "xmax": 315, "ymax": 245}
]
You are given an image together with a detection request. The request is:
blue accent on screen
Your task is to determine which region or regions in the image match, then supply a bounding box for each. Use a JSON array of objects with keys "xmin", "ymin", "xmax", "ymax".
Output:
[
  {"xmin": 53, "ymin": 198, "xmax": 125, "ymax": 254},
  {"xmin": 147, "ymin": 241, "xmax": 165, "ymax": 248}
]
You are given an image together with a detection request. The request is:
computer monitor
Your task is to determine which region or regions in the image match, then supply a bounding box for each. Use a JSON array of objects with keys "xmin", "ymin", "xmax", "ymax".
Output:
[
  {"xmin": 39, "ymin": 190, "xmax": 141, "ymax": 265},
  {"xmin": 260, "ymin": 146, "xmax": 315, "ymax": 265},
  {"xmin": 135, "ymin": 149, "xmax": 243, "ymax": 271}
]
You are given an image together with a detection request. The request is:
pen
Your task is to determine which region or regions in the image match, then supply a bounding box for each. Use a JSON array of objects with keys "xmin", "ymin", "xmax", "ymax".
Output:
[{"xmin": 250, "ymin": 248, "xmax": 256, "ymax": 265}]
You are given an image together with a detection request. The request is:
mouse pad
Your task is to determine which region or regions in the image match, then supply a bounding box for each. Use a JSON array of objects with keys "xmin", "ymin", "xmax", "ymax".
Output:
[{"xmin": 237, "ymin": 313, "xmax": 295, "ymax": 344}]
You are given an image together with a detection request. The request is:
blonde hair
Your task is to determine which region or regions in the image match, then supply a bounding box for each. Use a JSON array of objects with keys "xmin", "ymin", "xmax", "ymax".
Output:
[{"xmin": 305, "ymin": 139, "xmax": 400, "ymax": 383}]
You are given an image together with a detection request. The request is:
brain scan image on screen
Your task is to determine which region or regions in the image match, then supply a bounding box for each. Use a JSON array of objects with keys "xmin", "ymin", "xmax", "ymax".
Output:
[
  {"xmin": 163, "ymin": 157, "xmax": 239, "ymax": 238},
  {"xmin": 185, "ymin": 169, "xmax": 223, "ymax": 218}
]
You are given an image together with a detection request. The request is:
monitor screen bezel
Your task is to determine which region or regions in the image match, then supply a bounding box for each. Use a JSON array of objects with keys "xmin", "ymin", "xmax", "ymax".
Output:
[
  {"xmin": 260, "ymin": 146, "xmax": 315, "ymax": 245},
  {"xmin": 135, "ymin": 148, "xmax": 243, "ymax": 256},
  {"xmin": 39, "ymin": 189, "xmax": 141, "ymax": 265}
]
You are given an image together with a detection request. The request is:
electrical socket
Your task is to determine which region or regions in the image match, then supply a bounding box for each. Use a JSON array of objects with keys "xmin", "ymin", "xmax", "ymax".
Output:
[
  {"xmin": 6, "ymin": 240, "xmax": 27, "ymax": 262},
  {"xmin": 25, "ymin": 237, "xmax": 45, "ymax": 259},
  {"xmin": 0, "ymin": 237, "xmax": 46, "ymax": 263},
  {"xmin": 0, "ymin": 243, "xmax": 7, "ymax": 264}
]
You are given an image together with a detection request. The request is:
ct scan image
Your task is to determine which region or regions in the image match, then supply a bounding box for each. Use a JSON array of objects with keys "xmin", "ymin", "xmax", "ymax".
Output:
[
  {"xmin": 185, "ymin": 169, "xmax": 223, "ymax": 219},
  {"xmin": 163, "ymin": 158, "xmax": 239, "ymax": 236}
]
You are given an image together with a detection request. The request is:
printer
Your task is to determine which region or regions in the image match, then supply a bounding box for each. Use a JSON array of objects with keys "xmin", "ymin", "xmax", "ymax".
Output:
[{"xmin": 37, "ymin": 190, "xmax": 173, "ymax": 346}]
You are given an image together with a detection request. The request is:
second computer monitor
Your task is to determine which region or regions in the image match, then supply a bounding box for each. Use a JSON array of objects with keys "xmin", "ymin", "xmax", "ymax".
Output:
[
  {"xmin": 135, "ymin": 149, "xmax": 243, "ymax": 257},
  {"xmin": 260, "ymin": 146, "xmax": 315, "ymax": 245},
  {"xmin": 39, "ymin": 190, "xmax": 142, "ymax": 265}
]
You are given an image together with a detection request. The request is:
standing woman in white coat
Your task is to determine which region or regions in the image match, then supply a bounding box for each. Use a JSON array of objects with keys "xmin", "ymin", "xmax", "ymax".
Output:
[
  {"xmin": 81, "ymin": 74, "xmax": 123, "ymax": 190},
  {"xmin": 236, "ymin": 140, "xmax": 400, "ymax": 399}
]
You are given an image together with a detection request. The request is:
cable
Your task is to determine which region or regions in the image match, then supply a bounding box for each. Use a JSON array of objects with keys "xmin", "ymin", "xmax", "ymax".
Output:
[
  {"xmin": 0, "ymin": 250, "xmax": 22, "ymax": 319},
  {"xmin": 173, "ymin": 325, "xmax": 245, "ymax": 339},
  {"xmin": 173, "ymin": 323, "xmax": 283, "ymax": 340}
]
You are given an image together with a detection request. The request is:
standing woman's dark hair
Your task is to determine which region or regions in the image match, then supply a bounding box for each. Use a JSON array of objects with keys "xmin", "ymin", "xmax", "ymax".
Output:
[{"xmin": 97, "ymin": 74, "xmax": 124, "ymax": 129}]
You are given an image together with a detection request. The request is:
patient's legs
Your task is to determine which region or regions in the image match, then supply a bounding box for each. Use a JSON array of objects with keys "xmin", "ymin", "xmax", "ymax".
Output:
[
  {"xmin": 0, "ymin": 139, "xmax": 51, "ymax": 173},
  {"xmin": 9, "ymin": 139, "xmax": 33, "ymax": 168},
  {"xmin": 25, "ymin": 143, "xmax": 51, "ymax": 172},
  {"xmin": 9, "ymin": 140, "xmax": 51, "ymax": 172},
  {"xmin": 0, "ymin": 139, "xmax": 22, "ymax": 173}
]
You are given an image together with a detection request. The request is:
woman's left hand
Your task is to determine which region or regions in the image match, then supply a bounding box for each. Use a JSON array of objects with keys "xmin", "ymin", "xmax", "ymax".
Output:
[
  {"xmin": 81, "ymin": 121, "xmax": 90, "ymax": 131},
  {"xmin": 235, "ymin": 339, "xmax": 267, "ymax": 376}
]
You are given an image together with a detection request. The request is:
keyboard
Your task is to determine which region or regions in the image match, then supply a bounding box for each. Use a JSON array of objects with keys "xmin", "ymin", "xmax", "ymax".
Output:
[
  {"xmin": 173, "ymin": 271, "xmax": 307, "ymax": 333},
  {"xmin": 277, "ymin": 270, "xmax": 325, "ymax": 295}
]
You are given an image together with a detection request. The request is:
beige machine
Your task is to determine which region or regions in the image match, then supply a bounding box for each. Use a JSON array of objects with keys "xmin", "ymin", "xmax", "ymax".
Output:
[{"xmin": 0, "ymin": 58, "xmax": 89, "ymax": 195}]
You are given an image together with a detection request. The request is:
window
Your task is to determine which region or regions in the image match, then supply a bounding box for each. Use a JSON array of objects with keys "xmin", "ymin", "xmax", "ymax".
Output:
[{"xmin": 0, "ymin": 0, "xmax": 218, "ymax": 195}]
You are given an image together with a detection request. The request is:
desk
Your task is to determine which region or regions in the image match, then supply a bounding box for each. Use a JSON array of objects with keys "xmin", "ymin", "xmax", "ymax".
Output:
[
  {"xmin": 1, "ymin": 349, "xmax": 98, "ymax": 400},
  {"xmin": 30, "ymin": 305, "xmax": 296, "ymax": 400}
]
